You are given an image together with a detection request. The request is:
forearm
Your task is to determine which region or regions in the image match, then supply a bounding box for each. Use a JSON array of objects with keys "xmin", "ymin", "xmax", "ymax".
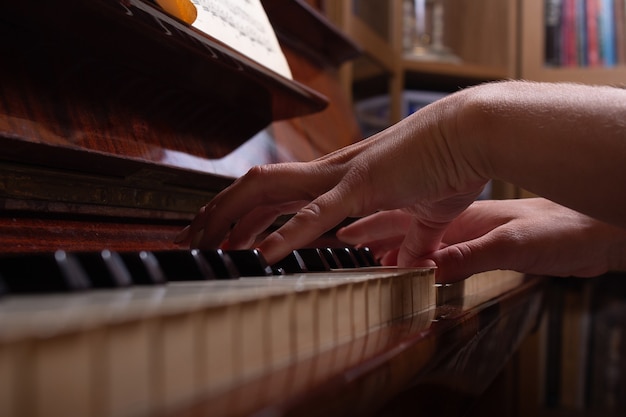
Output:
[{"xmin": 454, "ymin": 81, "xmax": 626, "ymax": 228}]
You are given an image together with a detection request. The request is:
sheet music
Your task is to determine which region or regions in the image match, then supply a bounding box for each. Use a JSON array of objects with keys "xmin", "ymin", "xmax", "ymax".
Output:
[{"xmin": 190, "ymin": 0, "xmax": 293, "ymax": 79}]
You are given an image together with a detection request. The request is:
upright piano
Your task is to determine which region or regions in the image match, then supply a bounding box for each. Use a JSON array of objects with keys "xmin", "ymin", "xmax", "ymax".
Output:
[{"xmin": 0, "ymin": 1, "xmax": 546, "ymax": 416}]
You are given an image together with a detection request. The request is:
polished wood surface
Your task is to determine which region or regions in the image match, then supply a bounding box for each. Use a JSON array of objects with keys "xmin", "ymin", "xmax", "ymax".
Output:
[
  {"xmin": 0, "ymin": 0, "xmax": 326, "ymax": 166},
  {"xmin": 0, "ymin": 0, "xmax": 359, "ymax": 253},
  {"xmin": 166, "ymin": 271, "xmax": 546, "ymax": 417}
]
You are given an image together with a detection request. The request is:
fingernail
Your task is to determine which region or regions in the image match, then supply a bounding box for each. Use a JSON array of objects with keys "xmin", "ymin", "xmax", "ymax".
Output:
[{"xmin": 174, "ymin": 225, "xmax": 191, "ymax": 243}]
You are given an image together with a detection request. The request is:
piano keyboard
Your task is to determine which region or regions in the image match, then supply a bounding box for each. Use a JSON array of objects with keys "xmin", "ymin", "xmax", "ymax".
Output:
[
  {"xmin": 0, "ymin": 247, "xmax": 441, "ymax": 417},
  {"xmin": 0, "ymin": 247, "xmax": 529, "ymax": 417}
]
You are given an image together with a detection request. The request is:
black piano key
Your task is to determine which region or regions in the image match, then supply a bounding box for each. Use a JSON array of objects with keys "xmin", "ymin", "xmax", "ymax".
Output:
[
  {"xmin": 0, "ymin": 250, "xmax": 91, "ymax": 293},
  {"xmin": 200, "ymin": 249, "xmax": 240, "ymax": 279},
  {"xmin": 273, "ymin": 251, "xmax": 308, "ymax": 274},
  {"xmin": 356, "ymin": 247, "xmax": 378, "ymax": 266},
  {"xmin": 295, "ymin": 248, "xmax": 331, "ymax": 272},
  {"xmin": 349, "ymin": 247, "xmax": 368, "ymax": 267},
  {"xmin": 319, "ymin": 247, "xmax": 341, "ymax": 269},
  {"xmin": 152, "ymin": 249, "xmax": 216, "ymax": 281},
  {"xmin": 118, "ymin": 251, "xmax": 167, "ymax": 285},
  {"xmin": 73, "ymin": 250, "xmax": 133, "ymax": 288},
  {"xmin": 225, "ymin": 249, "xmax": 273, "ymax": 277},
  {"xmin": 330, "ymin": 247, "xmax": 359, "ymax": 268}
]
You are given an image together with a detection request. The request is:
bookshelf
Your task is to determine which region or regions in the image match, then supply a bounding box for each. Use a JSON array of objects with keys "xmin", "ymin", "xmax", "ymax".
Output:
[
  {"xmin": 326, "ymin": 0, "xmax": 626, "ymax": 120},
  {"xmin": 325, "ymin": 0, "xmax": 518, "ymax": 123},
  {"xmin": 520, "ymin": 0, "xmax": 626, "ymax": 85}
]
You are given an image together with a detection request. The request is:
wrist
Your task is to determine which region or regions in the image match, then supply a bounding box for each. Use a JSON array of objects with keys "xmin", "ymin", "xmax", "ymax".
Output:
[{"xmin": 434, "ymin": 85, "xmax": 492, "ymax": 191}]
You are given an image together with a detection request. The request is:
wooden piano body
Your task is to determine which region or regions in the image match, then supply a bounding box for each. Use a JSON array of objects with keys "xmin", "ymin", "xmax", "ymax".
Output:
[{"xmin": 0, "ymin": 1, "xmax": 546, "ymax": 416}]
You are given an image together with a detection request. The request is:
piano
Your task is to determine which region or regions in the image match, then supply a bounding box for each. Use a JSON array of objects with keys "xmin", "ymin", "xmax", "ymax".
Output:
[{"xmin": 0, "ymin": 1, "xmax": 546, "ymax": 416}]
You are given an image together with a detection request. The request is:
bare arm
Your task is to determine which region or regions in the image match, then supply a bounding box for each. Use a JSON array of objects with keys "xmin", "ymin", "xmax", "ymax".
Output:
[
  {"xmin": 456, "ymin": 81, "xmax": 626, "ymax": 227},
  {"xmin": 177, "ymin": 81, "xmax": 626, "ymax": 270}
]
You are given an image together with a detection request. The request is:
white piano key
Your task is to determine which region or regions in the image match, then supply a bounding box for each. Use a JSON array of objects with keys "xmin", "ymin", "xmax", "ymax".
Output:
[
  {"xmin": 33, "ymin": 331, "xmax": 96, "ymax": 417},
  {"xmin": 104, "ymin": 320, "xmax": 154, "ymax": 417}
]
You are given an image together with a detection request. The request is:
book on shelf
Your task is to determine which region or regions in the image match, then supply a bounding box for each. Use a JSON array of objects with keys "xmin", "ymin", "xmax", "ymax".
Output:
[
  {"xmin": 544, "ymin": 0, "xmax": 626, "ymax": 68},
  {"xmin": 543, "ymin": 274, "xmax": 626, "ymax": 412}
]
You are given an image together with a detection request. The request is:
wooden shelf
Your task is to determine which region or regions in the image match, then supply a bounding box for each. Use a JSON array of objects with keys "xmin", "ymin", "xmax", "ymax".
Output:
[
  {"xmin": 402, "ymin": 57, "xmax": 510, "ymax": 81},
  {"xmin": 350, "ymin": 15, "xmax": 396, "ymax": 73},
  {"xmin": 327, "ymin": 0, "xmax": 517, "ymax": 122},
  {"xmin": 333, "ymin": 0, "xmax": 626, "ymax": 125},
  {"xmin": 522, "ymin": 66, "xmax": 626, "ymax": 86}
]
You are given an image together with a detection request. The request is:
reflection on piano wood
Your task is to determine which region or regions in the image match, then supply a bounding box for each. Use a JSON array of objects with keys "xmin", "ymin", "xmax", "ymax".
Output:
[{"xmin": 0, "ymin": 247, "xmax": 541, "ymax": 417}]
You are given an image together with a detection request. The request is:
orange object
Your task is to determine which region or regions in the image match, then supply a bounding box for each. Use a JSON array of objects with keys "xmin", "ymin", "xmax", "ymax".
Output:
[{"xmin": 155, "ymin": 0, "xmax": 198, "ymax": 24}]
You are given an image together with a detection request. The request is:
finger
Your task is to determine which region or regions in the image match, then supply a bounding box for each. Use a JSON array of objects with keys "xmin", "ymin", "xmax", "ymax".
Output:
[
  {"xmin": 191, "ymin": 203, "xmax": 231, "ymax": 249},
  {"xmin": 355, "ymin": 236, "xmax": 405, "ymax": 263},
  {"xmin": 177, "ymin": 204, "xmax": 211, "ymax": 247},
  {"xmin": 438, "ymin": 201, "xmax": 512, "ymax": 245},
  {"xmin": 227, "ymin": 200, "xmax": 308, "ymax": 249},
  {"xmin": 257, "ymin": 186, "xmax": 354, "ymax": 264},
  {"xmin": 398, "ymin": 217, "xmax": 449, "ymax": 267},
  {"xmin": 427, "ymin": 232, "xmax": 524, "ymax": 283},
  {"xmin": 195, "ymin": 164, "xmax": 339, "ymax": 249},
  {"xmin": 336, "ymin": 209, "xmax": 411, "ymax": 245},
  {"xmin": 380, "ymin": 248, "xmax": 399, "ymax": 266}
]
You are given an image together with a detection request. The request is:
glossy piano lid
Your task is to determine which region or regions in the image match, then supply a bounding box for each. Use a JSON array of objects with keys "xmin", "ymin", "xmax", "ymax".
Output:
[{"xmin": 0, "ymin": 0, "xmax": 328, "ymax": 154}]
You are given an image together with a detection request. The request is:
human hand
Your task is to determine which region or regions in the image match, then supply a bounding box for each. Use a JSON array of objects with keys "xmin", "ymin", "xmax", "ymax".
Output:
[
  {"xmin": 337, "ymin": 198, "xmax": 626, "ymax": 282},
  {"xmin": 176, "ymin": 95, "xmax": 488, "ymax": 265}
]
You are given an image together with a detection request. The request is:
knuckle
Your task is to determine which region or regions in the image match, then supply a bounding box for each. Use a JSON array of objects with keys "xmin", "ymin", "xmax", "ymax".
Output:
[
  {"xmin": 245, "ymin": 164, "xmax": 272, "ymax": 180},
  {"xmin": 297, "ymin": 202, "xmax": 322, "ymax": 221},
  {"xmin": 446, "ymin": 244, "xmax": 472, "ymax": 266}
]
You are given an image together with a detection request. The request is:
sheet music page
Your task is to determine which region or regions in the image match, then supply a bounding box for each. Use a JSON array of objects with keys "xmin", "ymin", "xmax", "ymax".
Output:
[{"xmin": 190, "ymin": 0, "xmax": 293, "ymax": 80}]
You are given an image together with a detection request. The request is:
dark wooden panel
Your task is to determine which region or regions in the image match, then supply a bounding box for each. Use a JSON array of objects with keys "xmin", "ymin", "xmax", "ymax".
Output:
[{"xmin": 0, "ymin": 0, "xmax": 328, "ymax": 167}]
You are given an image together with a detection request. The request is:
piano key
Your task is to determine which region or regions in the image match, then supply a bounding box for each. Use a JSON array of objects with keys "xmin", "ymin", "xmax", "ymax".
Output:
[
  {"xmin": 273, "ymin": 251, "xmax": 308, "ymax": 274},
  {"xmin": 330, "ymin": 247, "xmax": 359, "ymax": 268},
  {"xmin": 0, "ymin": 251, "xmax": 91, "ymax": 293},
  {"xmin": 118, "ymin": 251, "xmax": 167, "ymax": 285},
  {"xmin": 295, "ymin": 248, "xmax": 331, "ymax": 272},
  {"xmin": 0, "ymin": 262, "xmax": 439, "ymax": 417},
  {"xmin": 73, "ymin": 250, "xmax": 133, "ymax": 288},
  {"xmin": 319, "ymin": 247, "xmax": 341, "ymax": 269},
  {"xmin": 34, "ymin": 328, "xmax": 95, "ymax": 416},
  {"xmin": 356, "ymin": 247, "xmax": 377, "ymax": 267},
  {"xmin": 200, "ymin": 249, "xmax": 240, "ymax": 279},
  {"xmin": 152, "ymin": 249, "xmax": 216, "ymax": 281},
  {"xmin": 225, "ymin": 249, "xmax": 273, "ymax": 277}
]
